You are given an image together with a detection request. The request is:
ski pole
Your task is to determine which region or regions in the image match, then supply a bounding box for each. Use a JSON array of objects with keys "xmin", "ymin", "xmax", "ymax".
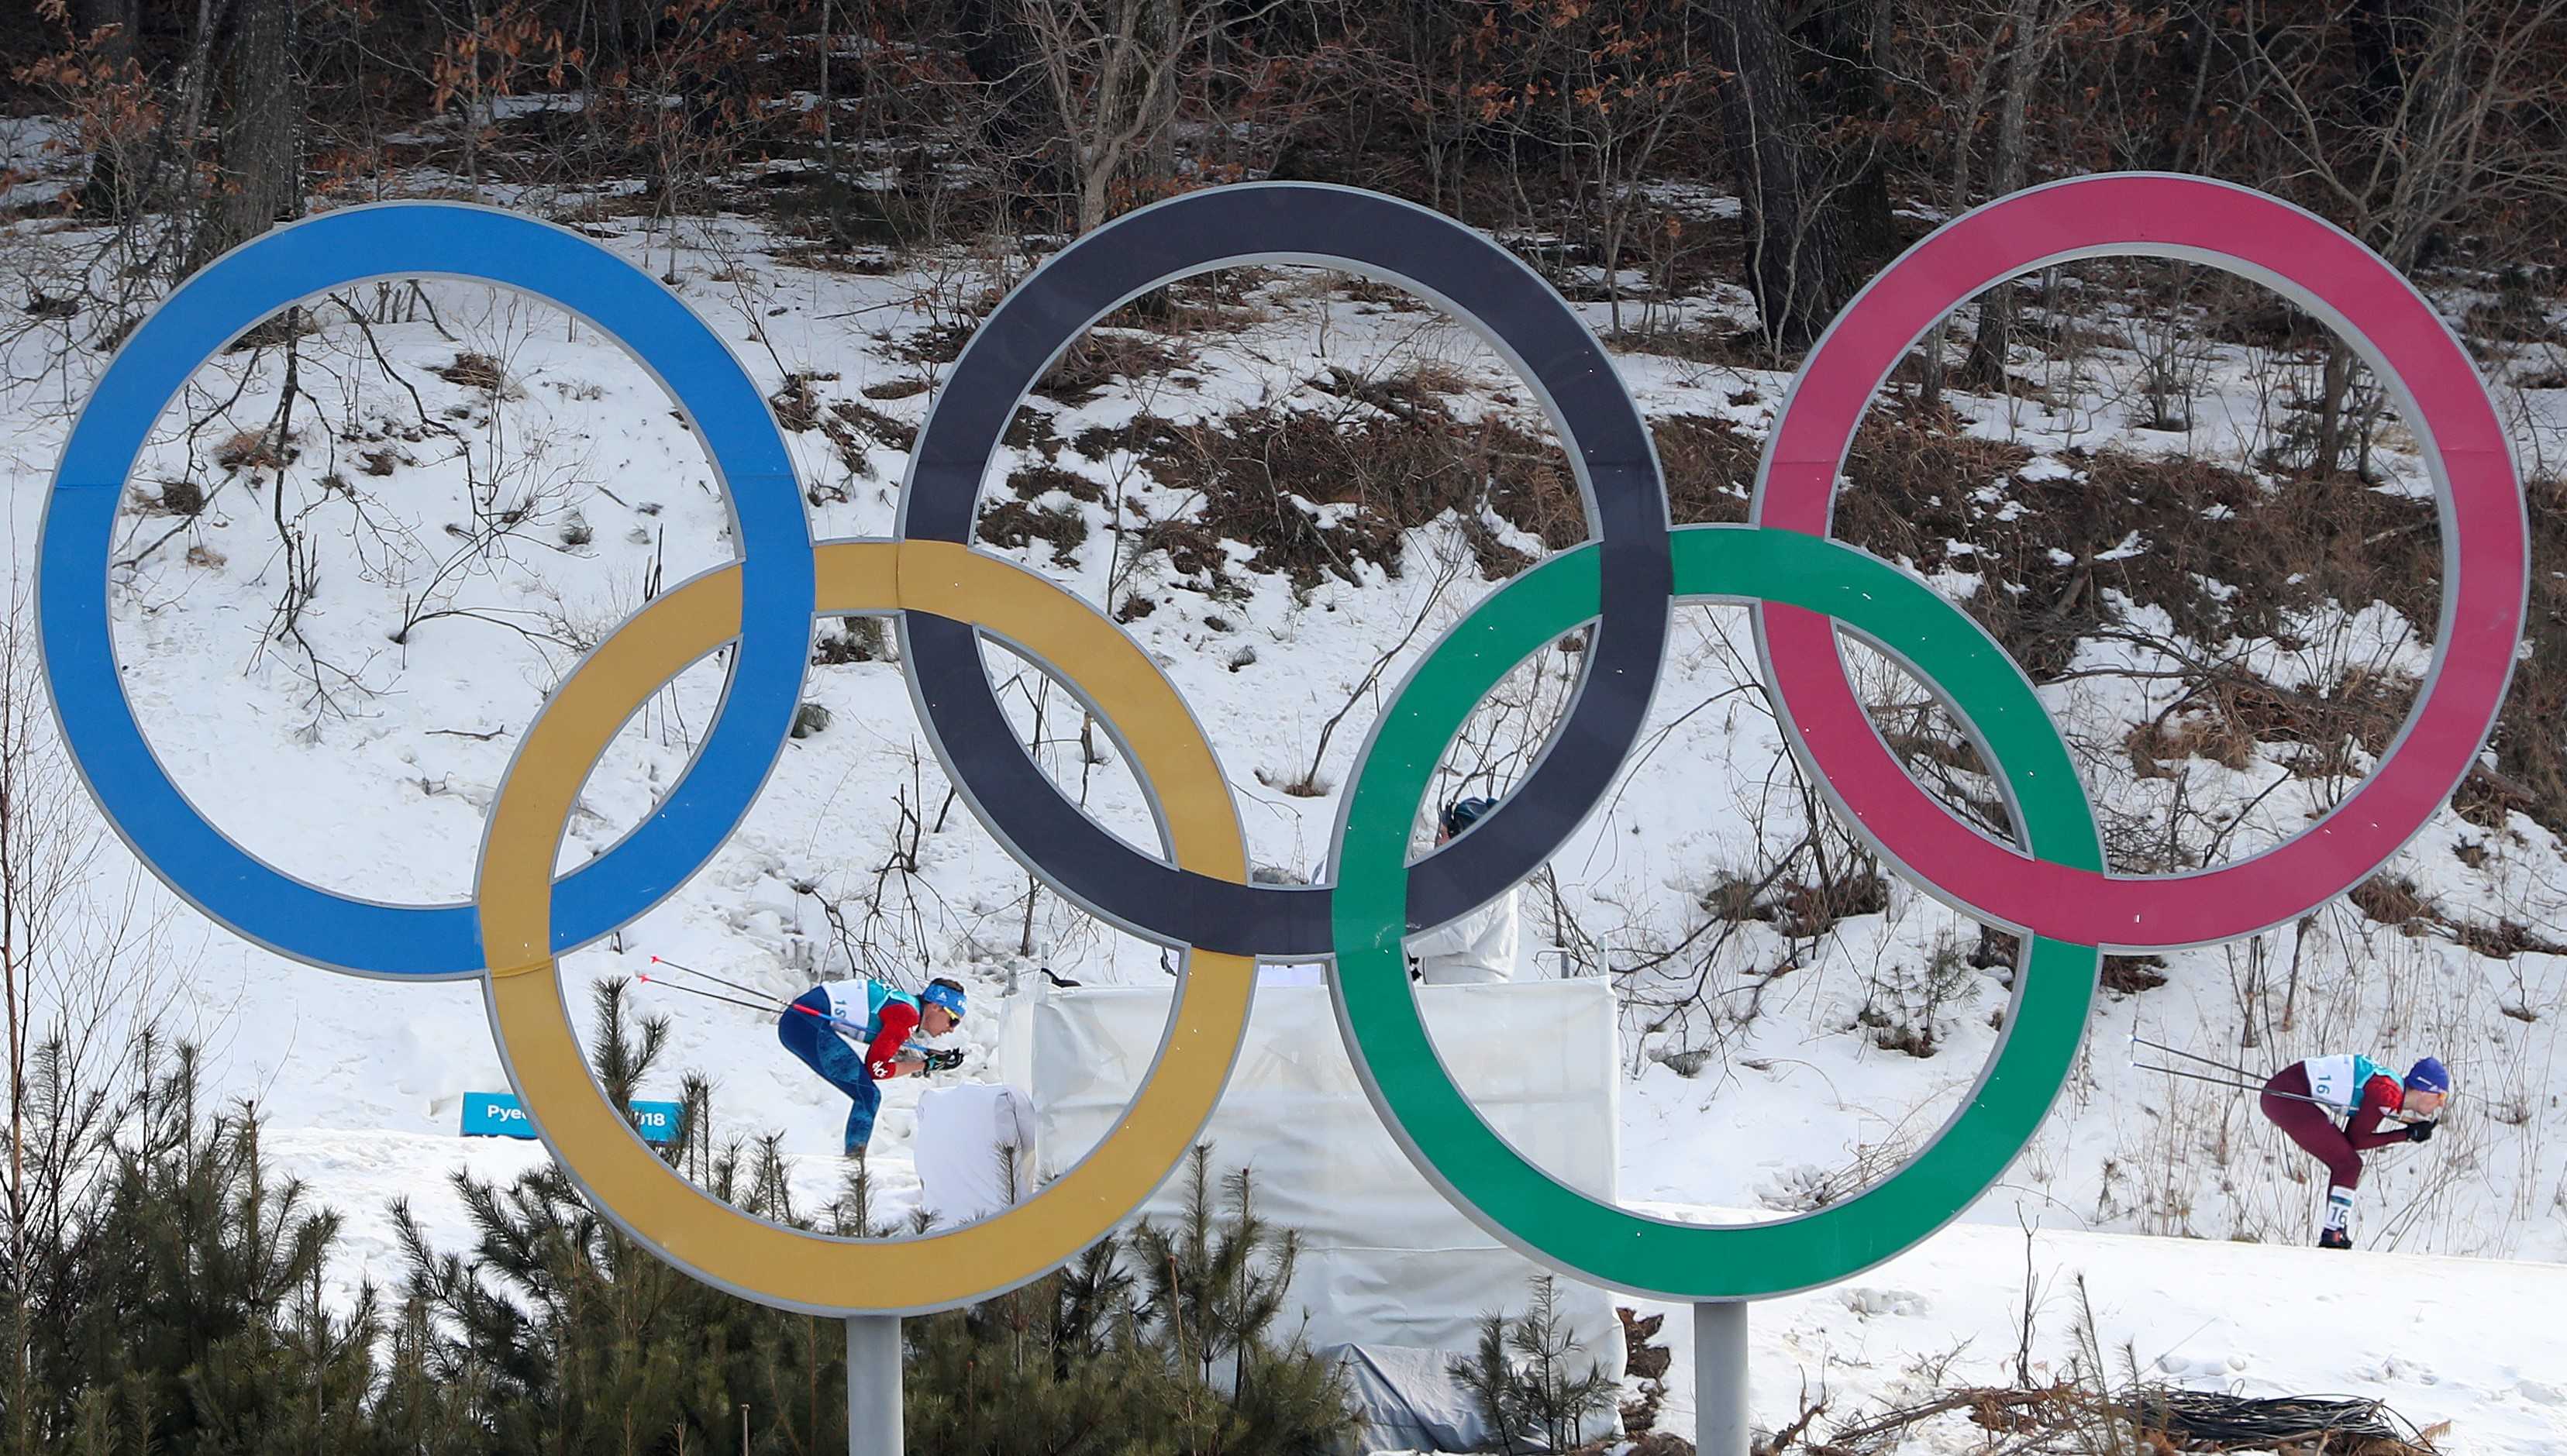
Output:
[
  {"xmin": 647, "ymin": 955, "xmax": 779, "ymax": 1004},
  {"xmin": 2131, "ymin": 1032, "xmax": 2263, "ymax": 1083},
  {"xmin": 636, "ymin": 972, "xmax": 870, "ymax": 1038},
  {"xmin": 2136, "ymin": 1062, "xmax": 2338, "ymax": 1107},
  {"xmin": 636, "ymin": 972, "xmax": 784, "ymax": 1017}
]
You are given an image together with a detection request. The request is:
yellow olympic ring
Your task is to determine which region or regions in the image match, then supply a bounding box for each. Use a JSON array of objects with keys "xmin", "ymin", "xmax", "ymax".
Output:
[{"xmin": 475, "ymin": 539, "xmax": 1252, "ymax": 1313}]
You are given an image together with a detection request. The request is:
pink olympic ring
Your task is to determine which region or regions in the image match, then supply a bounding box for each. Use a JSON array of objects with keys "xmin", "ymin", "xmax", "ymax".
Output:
[{"xmin": 1752, "ymin": 173, "xmax": 2528, "ymax": 952}]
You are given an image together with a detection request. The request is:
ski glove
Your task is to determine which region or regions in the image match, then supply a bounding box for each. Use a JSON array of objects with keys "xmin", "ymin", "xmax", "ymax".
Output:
[
  {"xmin": 2406, "ymin": 1120, "xmax": 2437, "ymax": 1143},
  {"xmin": 919, "ymin": 1047, "xmax": 966, "ymax": 1073}
]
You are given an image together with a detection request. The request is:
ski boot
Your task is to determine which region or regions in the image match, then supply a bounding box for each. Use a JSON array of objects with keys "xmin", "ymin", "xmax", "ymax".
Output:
[{"xmin": 2317, "ymin": 1227, "xmax": 2352, "ymax": 1251}]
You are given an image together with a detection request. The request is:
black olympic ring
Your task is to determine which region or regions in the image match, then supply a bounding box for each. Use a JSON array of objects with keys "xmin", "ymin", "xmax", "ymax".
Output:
[{"xmin": 898, "ymin": 183, "xmax": 1673, "ymax": 956}]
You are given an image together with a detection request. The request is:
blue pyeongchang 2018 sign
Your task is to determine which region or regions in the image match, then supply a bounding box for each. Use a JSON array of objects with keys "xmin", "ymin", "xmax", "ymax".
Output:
[{"xmin": 463, "ymin": 1091, "xmax": 685, "ymax": 1144}]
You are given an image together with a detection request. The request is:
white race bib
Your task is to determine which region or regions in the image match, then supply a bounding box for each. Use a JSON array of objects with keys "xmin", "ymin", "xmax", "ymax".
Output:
[{"xmin": 2303, "ymin": 1055, "xmax": 2362, "ymax": 1114}]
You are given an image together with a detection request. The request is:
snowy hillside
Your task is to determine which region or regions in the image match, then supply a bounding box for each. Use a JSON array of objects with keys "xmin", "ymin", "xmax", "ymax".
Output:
[{"xmin": 3, "ymin": 174, "xmax": 2565, "ymax": 1446}]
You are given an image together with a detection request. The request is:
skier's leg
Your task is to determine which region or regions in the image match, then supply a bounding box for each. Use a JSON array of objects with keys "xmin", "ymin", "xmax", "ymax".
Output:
[
  {"xmin": 842, "ymin": 1072, "xmax": 881, "ymax": 1156},
  {"xmin": 780, "ymin": 993, "xmax": 880, "ymax": 1152},
  {"xmin": 2263, "ymin": 1066, "xmax": 2364, "ymax": 1245},
  {"xmin": 811, "ymin": 1033, "xmax": 880, "ymax": 1155},
  {"xmin": 2262, "ymin": 1093, "xmax": 2362, "ymax": 1189},
  {"xmin": 777, "ymin": 998, "xmax": 832, "ymax": 1079},
  {"xmin": 2260, "ymin": 1069, "xmax": 2359, "ymax": 1175}
]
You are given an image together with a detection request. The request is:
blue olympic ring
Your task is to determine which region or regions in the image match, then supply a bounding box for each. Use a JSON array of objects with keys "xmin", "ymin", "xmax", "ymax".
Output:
[{"xmin": 39, "ymin": 205, "xmax": 814, "ymax": 978}]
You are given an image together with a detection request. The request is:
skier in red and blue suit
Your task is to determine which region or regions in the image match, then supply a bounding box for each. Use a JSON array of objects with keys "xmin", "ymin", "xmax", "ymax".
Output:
[
  {"xmin": 778, "ymin": 976, "xmax": 967, "ymax": 1156},
  {"xmin": 2259, "ymin": 1052, "xmax": 2447, "ymax": 1249}
]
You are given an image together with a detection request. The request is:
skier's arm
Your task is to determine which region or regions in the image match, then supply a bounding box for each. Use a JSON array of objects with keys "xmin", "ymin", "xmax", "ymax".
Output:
[
  {"xmin": 863, "ymin": 1002, "xmax": 922, "ymax": 1080},
  {"xmin": 2348, "ymin": 1076, "xmax": 2414, "ymax": 1151}
]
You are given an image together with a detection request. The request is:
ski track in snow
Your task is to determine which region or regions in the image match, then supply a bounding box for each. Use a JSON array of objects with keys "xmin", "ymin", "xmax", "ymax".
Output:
[{"xmin": 4, "ymin": 194, "xmax": 2565, "ymax": 1450}]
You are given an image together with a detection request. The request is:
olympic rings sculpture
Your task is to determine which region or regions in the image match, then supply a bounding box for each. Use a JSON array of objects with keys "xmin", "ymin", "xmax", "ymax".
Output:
[{"xmin": 40, "ymin": 174, "xmax": 2526, "ymax": 1313}]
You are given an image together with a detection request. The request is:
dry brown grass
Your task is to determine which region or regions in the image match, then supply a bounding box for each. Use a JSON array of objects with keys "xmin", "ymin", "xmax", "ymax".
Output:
[
  {"xmin": 975, "ymin": 499, "xmax": 1089, "ymax": 566},
  {"xmin": 2350, "ymin": 873, "xmax": 2434, "ymax": 928},
  {"xmin": 215, "ymin": 429, "xmax": 284, "ymax": 472},
  {"xmin": 1007, "ymin": 461, "xmax": 1106, "ymax": 504},
  {"xmin": 1649, "ymin": 414, "xmax": 1759, "ymax": 525},
  {"xmin": 2345, "ymin": 874, "xmax": 2567, "ymax": 958},
  {"xmin": 2101, "ymin": 954, "xmax": 2170, "ymax": 995},
  {"xmin": 768, "ymin": 373, "xmax": 825, "ymax": 432},
  {"xmin": 1094, "ymin": 391, "xmax": 1579, "ymax": 591},
  {"xmin": 434, "ymin": 351, "xmax": 509, "ymax": 394},
  {"xmin": 1768, "ymin": 873, "xmax": 1889, "ymax": 941},
  {"xmin": 2124, "ymin": 712, "xmax": 2255, "ymax": 778},
  {"xmin": 834, "ymin": 398, "xmax": 916, "ymax": 452},
  {"xmin": 1036, "ymin": 329, "xmax": 1194, "ymax": 408},
  {"xmin": 146, "ymin": 478, "xmax": 205, "ymax": 516}
]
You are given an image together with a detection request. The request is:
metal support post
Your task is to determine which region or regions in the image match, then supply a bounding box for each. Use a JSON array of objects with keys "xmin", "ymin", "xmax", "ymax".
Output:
[
  {"xmin": 847, "ymin": 1314, "xmax": 902, "ymax": 1455},
  {"xmin": 1695, "ymin": 1300, "xmax": 1748, "ymax": 1456}
]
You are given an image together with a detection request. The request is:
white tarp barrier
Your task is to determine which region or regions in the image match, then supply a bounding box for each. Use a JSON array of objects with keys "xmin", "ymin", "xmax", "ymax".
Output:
[
  {"xmin": 1323, "ymin": 1344, "xmax": 1503, "ymax": 1453},
  {"xmin": 913, "ymin": 1082, "xmax": 1036, "ymax": 1225},
  {"xmin": 1011, "ymin": 978, "xmax": 1626, "ymax": 1422}
]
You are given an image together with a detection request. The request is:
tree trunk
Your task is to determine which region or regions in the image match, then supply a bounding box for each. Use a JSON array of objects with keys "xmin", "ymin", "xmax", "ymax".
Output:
[
  {"xmin": 191, "ymin": 0, "xmax": 302, "ymax": 272},
  {"xmin": 957, "ymin": 0, "xmax": 1065, "ymax": 222},
  {"xmin": 1962, "ymin": 0, "xmax": 2046, "ymax": 390},
  {"xmin": 69, "ymin": 0, "xmax": 138, "ymax": 66},
  {"xmin": 1917, "ymin": 9, "xmax": 2009, "ymax": 417},
  {"xmin": 2168, "ymin": 0, "xmax": 2221, "ymax": 174},
  {"xmin": 1699, "ymin": 0, "xmax": 1843, "ymax": 350},
  {"xmin": 1791, "ymin": 0, "xmax": 1896, "ymax": 268},
  {"xmin": 1141, "ymin": 0, "xmax": 1182, "ymax": 197},
  {"xmin": 2312, "ymin": 340, "xmax": 2355, "ymax": 477},
  {"xmin": 2348, "ymin": 0, "xmax": 2421, "ymax": 126},
  {"xmin": 70, "ymin": 0, "xmax": 143, "ymax": 219}
]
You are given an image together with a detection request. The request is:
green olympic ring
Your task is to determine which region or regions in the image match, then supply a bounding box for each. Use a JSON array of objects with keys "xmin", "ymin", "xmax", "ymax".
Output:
[{"xmin": 1331, "ymin": 523, "xmax": 2103, "ymax": 1301}]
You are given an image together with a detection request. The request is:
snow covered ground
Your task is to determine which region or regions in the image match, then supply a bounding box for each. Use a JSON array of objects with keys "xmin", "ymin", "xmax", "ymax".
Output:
[
  {"xmin": 1621, "ymin": 1210, "xmax": 2567, "ymax": 1455},
  {"xmin": 258, "ymin": 1127, "xmax": 2567, "ymax": 1453},
  {"xmin": 5, "ymin": 173, "xmax": 2566, "ymax": 1448}
]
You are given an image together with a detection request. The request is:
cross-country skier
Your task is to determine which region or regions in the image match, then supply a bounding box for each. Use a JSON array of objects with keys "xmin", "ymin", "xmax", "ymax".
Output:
[
  {"xmin": 1407, "ymin": 797, "xmax": 1520, "ymax": 985},
  {"xmin": 2259, "ymin": 1052, "xmax": 2448, "ymax": 1249},
  {"xmin": 777, "ymin": 976, "xmax": 967, "ymax": 1157}
]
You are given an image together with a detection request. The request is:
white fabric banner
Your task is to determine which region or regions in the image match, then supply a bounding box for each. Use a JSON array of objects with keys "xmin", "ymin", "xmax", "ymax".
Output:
[
  {"xmin": 913, "ymin": 1081, "xmax": 1037, "ymax": 1225},
  {"xmin": 1012, "ymin": 979, "xmax": 1627, "ymax": 1399}
]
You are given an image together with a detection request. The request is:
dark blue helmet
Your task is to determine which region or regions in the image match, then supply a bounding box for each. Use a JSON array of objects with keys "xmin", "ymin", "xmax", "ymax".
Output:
[{"xmin": 1440, "ymin": 797, "xmax": 1498, "ymax": 836}]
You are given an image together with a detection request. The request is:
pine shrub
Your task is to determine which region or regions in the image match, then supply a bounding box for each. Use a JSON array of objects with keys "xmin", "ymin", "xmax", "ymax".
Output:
[
  {"xmin": 906, "ymin": 1145, "xmax": 1359, "ymax": 1454},
  {"xmin": 0, "ymin": 986, "xmax": 1363, "ymax": 1454},
  {"xmin": 1451, "ymin": 1273, "xmax": 1618, "ymax": 1454}
]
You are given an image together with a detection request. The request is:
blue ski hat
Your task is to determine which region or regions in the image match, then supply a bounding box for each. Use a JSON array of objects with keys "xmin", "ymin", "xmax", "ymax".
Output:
[
  {"xmin": 921, "ymin": 979, "xmax": 967, "ymax": 1021},
  {"xmin": 2405, "ymin": 1056, "xmax": 2449, "ymax": 1095}
]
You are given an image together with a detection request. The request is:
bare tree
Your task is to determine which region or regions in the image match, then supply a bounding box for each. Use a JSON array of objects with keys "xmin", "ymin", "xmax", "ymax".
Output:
[
  {"xmin": 1022, "ymin": 0, "xmax": 1295, "ymax": 234},
  {"xmin": 1902, "ymin": 0, "xmax": 2100, "ymax": 408},
  {"xmin": 0, "ymin": 573, "xmax": 191, "ymax": 1429},
  {"xmin": 1693, "ymin": 0, "xmax": 1850, "ymax": 349},
  {"xmin": 2241, "ymin": 0, "xmax": 2567, "ymax": 474},
  {"xmin": 191, "ymin": 0, "xmax": 306, "ymax": 270},
  {"xmin": 63, "ymin": 0, "xmax": 144, "ymax": 219},
  {"xmin": 1541, "ymin": 6, "xmax": 1711, "ymax": 336},
  {"xmin": 1959, "ymin": 0, "xmax": 2062, "ymax": 390},
  {"xmin": 953, "ymin": 0, "xmax": 1066, "ymax": 209}
]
